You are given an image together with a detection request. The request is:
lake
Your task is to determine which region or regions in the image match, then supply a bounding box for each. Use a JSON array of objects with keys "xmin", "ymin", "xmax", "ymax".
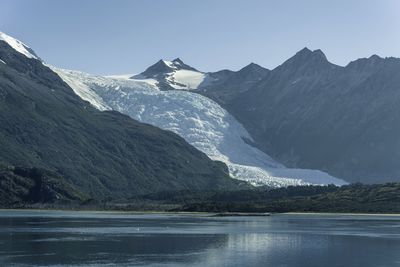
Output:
[{"xmin": 0, "ymin": 210, "xmax": 399, "ymax": 267}]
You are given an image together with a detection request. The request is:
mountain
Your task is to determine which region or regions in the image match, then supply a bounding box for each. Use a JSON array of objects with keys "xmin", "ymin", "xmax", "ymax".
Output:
[
  {"xmin": 132, "ymin": 58, "xmax": 210, "ymax": 90},
  {"xmin": 0, "ymin": 32, "xmax": 241, "ymax": 201},
  {"xmin": 0, "ymin": 32, "xmax": 40, "ymax": 60},
  {"xmin": 54, "ymin": 62, "xmax": 345, "ymax": 187},
  {"xmin": 199, "ymin": 62, "xmax": 270, "ymax": 105},
  {"xmin": 0, "ymin": 163, "xmax": 87, "ymax": 206},
  {"xmin": 199, "ymin": 48, "xmax": 400, "ymax": 184},
  {"xmin": 132, "ymin": 58, "xmax": 270, "ymax": 98}
]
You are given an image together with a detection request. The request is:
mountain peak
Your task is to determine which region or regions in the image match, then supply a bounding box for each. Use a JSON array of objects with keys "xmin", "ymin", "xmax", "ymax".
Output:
[
  {"xmin": 313, "ymin": 49, "xmax": 326, "ymax": 57},
  {"xmin": 278, "ymin": 47, "xmax": 336, "ymax": 73},
  {"xmin": 133, "ymin": 59, "xmax": 172, "ymax": 78},
  {"xmin": 294, "ymin": 47, "xmax": 328, "ymax": 61},
  {"xmin": 369, "ymin": 54, "xmax": 382, "ymax": 61},
  {"xmin": 165, "ymin": 58, "xmax": 198, "ymax": 71},
  {"xmin": 237, "ymin": 63, "xmax": 270, "ymax": 79},
  {"xmin": 172, "ymin": 57, "xmax": 184, "ymax": 64},
  {"xmin": 240, "ymin": 62, "xmax": 268, "ymax": 72},
  {"xmin": 0, "ymin": 31, "xmax": 39, "ymax": 60},
  {"xmin": 298, "ymin": 47, "xmax": 312, "ymax": 54},
  {"xmin": 134, "ymin": 58, "xmax": 199, "ymax": 79},
  {"xmin": 345, "ymin": 54, "xmax": 388, "ymax": 72}
]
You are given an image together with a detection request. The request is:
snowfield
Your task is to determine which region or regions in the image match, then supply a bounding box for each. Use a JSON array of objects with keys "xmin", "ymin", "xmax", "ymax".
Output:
[
  {"xmin": 167, "ymin": 69, "xmax": 206, "ymax": 89},
  {"xmin": 53, "ymin": 67, "xmax": 347, "ymax": 187}
]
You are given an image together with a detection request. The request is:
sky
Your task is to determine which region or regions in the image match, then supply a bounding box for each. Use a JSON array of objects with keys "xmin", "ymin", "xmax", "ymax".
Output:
[{"xmin": 1, "ymin": 0, "xmax": 399, "ymax": 75}]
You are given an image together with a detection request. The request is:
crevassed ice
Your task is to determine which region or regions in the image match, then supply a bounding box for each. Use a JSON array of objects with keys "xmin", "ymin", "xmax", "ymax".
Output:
[{"xmin": 53, "ymin": 67, "xmax": 347, "ymax": 187}]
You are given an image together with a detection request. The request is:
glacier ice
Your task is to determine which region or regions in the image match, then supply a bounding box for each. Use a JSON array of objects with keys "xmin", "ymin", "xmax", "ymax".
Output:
[{"xmin": 53, "ymin": 67, "xmax": 347, "ymax": 187}]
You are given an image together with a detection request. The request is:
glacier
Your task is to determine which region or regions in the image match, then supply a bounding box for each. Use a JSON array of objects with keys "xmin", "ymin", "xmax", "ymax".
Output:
[{"xmin": 53, "ymin": 67, "xmax": 347, "ymax": 187}]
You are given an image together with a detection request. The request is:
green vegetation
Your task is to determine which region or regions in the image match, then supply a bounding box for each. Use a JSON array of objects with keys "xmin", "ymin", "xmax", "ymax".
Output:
[
  {"xmin": 165, "ymin": 183, "xmax": 400, "ymax": 213},
  {"xmin": 1, "ymin": 161, "xmax": 399, "ymax": 214},
  {"xmin": 0, "ymin": 163, "xmax": 86, "ymax": 207}
]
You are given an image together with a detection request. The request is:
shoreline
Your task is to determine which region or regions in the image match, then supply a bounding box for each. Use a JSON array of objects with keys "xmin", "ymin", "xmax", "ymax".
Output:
[
  {"xmin": 283, "ymin": 212, "xmax": 400, "ymax": 216},
  {"xmin": 1, "ymin": 208, "xmax": 400, "ymax": 217}
]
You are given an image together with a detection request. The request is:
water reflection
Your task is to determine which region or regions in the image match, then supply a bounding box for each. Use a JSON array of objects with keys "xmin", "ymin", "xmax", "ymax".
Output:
[{"xmin": 0, "ymin": 211, "xmax": 400, "ymax": 266}]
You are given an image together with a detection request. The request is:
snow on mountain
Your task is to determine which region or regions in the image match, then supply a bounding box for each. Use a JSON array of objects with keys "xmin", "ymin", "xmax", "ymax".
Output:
[
  {"xmin": 53, "ymin": 67, "xmax": 347, "ymax": 187},
  {"xmin": 167, "ymin": 69, "xmax": 206, "ymax": 90},
  {"xmin": 55, "ymin": 69, "xmax": 110, "ymax": 111},
  {"xmin": 132, "ymin": 58, "xmax": 213, "ymax": 90},
  {"xmin": 0, "ymin": 32, "xmax": 39, "ymax": 59}
]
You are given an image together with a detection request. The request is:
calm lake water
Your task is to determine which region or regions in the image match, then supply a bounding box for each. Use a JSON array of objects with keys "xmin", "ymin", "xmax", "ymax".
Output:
[{"xmin": 0, "ymin": 211, "xmax": 400, "ymax": 267}]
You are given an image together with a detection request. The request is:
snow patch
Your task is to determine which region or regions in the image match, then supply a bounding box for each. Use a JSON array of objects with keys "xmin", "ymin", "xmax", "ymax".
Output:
[
  {"xmin": 132, "ymin": 78, "xmax": 159, "ymax": 87},
  {"xmin": 168, "ymin": 70, "xmax": 206, "ymax": 90},
  {"xmin": 106, "ymin": 74, "xmax": 135, "ymax": 79},
  {"xmin": 0, "ymin": 59, "xmax": 5, "ymax": 65},
  {"xmin": 0, "ymin": 32, "xmax": 38, "ymax": 59},
  {"xmin": 108, "ymin": 73, "xmax": 160, "ymax": 88},
  {"xmin": 162, "ymin": 60, "xmax": 178, "ymax": 70}
]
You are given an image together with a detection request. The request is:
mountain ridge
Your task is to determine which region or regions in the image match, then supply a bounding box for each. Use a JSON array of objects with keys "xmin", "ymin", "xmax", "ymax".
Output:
[{"xmin": 196, "ymin": 48, "xmax": 400, "ymax": 184}]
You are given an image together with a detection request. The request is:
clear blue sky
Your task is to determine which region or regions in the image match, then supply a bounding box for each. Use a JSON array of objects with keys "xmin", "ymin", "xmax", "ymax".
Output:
[{"xmin": 1, "ymin": 0, "xmax": 399, "ymax": 75}]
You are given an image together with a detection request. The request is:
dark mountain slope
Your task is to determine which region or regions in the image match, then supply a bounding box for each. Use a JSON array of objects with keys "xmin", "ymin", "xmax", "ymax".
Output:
[
  {"xmin": 199, "ymin": 62, "xmax": 269, "ymax": 105},
  {"xmin": 0, "ymin": 163, "xmax": 86, "ymax": 206},
  {"xmin": 199, "ymin": 48, "xmax": 400, "ymax": 184},
  {"xmin": 0, "ymin": 40, "xmax": 240, "ymax": 199}
]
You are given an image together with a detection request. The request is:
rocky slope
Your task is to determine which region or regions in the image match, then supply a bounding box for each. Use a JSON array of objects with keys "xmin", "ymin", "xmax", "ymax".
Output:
[{"xmin": 199, "ymin": 48, "xmax": 400, "ymax": 183}]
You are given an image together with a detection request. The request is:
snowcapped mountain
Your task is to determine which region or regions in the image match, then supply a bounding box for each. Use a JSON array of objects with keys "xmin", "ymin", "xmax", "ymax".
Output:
[
  {"xmin": 132, "ymin": 58, "xmax": 213, "ymax": 90},
  {"xmin": 0, "ymin": 31, "xmax": 346, "ymax": 187},
  {"xmin": 53, "ymin": 62, "xmax": 346, "ymax": 187},
  {"xmin": 0, "ymin": 32, "xmax": 240, "ymax": 197},
  {"xmin": 0, "ymin": 32, "xmax": 39, "ymax": 60}
]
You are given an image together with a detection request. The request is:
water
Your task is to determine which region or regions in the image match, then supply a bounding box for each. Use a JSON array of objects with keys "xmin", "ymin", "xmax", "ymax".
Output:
[{"xmin": 0, "ymin": 210, "xmax": 400, "ymax": 267}]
